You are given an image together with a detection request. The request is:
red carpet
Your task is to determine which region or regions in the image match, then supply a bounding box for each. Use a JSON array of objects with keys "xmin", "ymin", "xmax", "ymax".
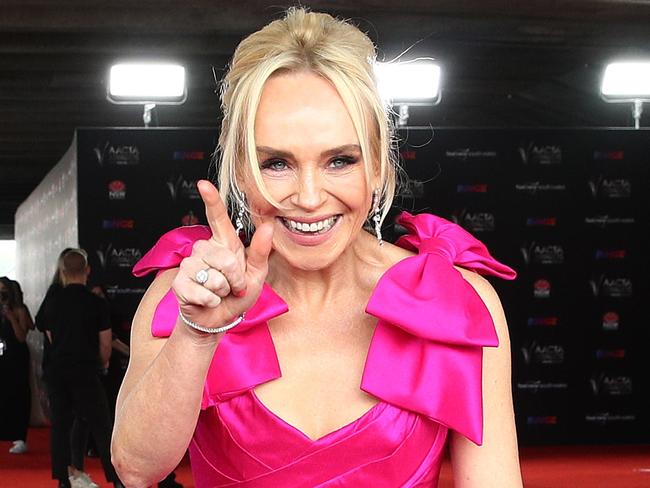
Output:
[{"xmin": 1, "ymin": 427, "xmax": 649, "ymax": 487}]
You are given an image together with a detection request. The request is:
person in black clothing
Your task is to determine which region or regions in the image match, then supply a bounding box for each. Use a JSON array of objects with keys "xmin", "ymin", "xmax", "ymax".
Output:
[
  {"xmin": 0, "ymin": 276, "xmax": 34, "ymax": 454},
  {"xmin": 40, "ymin": 249, "xmax": 123, "ymax": 488}
]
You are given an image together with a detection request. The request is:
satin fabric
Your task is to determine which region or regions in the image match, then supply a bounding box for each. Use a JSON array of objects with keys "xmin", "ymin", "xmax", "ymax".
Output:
[{"xmin": 133, "ymin": 212, "xmax": 516, "ymax": 487}]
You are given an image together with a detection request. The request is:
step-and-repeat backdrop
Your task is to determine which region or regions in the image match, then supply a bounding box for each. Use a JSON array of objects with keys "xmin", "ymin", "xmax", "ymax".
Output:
[{"xmin": 76, "ymin": 127, "xmax": 650, "ymax": 444}]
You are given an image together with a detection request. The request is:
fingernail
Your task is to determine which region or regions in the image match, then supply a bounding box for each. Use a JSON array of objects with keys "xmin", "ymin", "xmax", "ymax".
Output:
[{"xmin": 234, "ymin": 289, "xmax": 247, "ymax": 298}]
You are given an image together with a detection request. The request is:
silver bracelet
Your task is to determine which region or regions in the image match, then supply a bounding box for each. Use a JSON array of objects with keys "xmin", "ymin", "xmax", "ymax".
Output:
[{"xmin": 178, "ymin": 310, "xmax": 245, "ymax": 334}]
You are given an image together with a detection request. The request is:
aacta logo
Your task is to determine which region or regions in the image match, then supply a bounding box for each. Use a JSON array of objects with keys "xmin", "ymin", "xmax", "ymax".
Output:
[
  {"xmin": 108, "ymin": 180, "xmax": 126, "ymax": 200},
  {"xmin": 93, "ymin": 141, "xmax": 140, "ymax": 166},
  {"xmin": 588, "ymin": 176, "xmax": 631, "ymax": 199},
  {"xmin": 521, "ymin": 242, "xmax": 565, "ymax": 265},
  {"xmin": 456, "ymin": 184, "xmax": 488, "ymax": 194},
  {"xmin": 533, "ymin": 279, "xmax": 551, "ymax": 298},
  {"xmin": 96, "ymin": 244, "xmax": 142, "ymax": 269},
  {"xmin": 590, "ymin": 373, "xmax": 632, "ymax": 396},
  {"xmin": 521, "ymin": 341, "xmax": 564, "ymax": 365},
  {"xmin": 166, "ymin": 175, "xmax": 200, "ymax": 201},
  {"xmin": 398, "ymin": 178, "xmax": 425, "ymax": 199},
  {"xmin": 518, "ymin": 142, "xmax": 562, "ymax": 165},
  {"xmin": 451, "ymin": 210, "xmax": 495, "ymax": 232},
  {"xmin": 602, "ymin": 311, "xmax": 620, "ymax": 331},
  {"xmin": 589, "ymin": 275, "xmax": 633, "ymax": 298}
]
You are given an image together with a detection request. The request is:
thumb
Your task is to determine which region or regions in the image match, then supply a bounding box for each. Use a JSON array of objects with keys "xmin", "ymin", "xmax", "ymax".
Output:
[{"xmin": 246, "ymin": 222, "xmax": 274, "ymax": 276}]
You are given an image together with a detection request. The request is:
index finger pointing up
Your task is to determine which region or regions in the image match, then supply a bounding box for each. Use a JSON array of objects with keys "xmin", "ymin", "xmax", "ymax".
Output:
[{"xmin": 197, "ymin": 180, "xmax": 241, "ymax": 249}]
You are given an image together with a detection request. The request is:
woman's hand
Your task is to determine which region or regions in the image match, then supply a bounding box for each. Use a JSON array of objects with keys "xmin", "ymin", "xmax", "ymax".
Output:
[{"xmin": 171, "ymin": 180, "xmax": 274, "ymax": 333}]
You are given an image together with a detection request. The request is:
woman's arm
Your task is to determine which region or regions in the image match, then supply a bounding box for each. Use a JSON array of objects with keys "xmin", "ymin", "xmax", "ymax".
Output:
[
  {"xmin": 111, "ymin": 269, "xmax": 223, "ymax": 488},
  {"xmin": 449, "ymin": 269, "xmax": 523, "ymax": 487}
]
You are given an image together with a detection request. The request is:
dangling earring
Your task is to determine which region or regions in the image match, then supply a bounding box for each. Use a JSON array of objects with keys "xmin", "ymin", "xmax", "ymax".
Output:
[
  {"xmin": 234, "ymin": 205, "xmax": 245, "ymax": 235},
  {"xmin": 372, "ymin": 189, "xmax": 383, "ymax": 246}
]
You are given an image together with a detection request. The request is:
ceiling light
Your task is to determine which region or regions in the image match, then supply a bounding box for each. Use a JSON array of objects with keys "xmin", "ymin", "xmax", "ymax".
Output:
[
  {"xmin": 601, "ymin": 61, "xmax": 650, "ymax": 129},
  {"xmin": 375, "ymin": 60, "xmax": 442, "ymax": 126},
  {"xmin": 107, "ymin": 62, "xmax": 187, "ymax": 127}
]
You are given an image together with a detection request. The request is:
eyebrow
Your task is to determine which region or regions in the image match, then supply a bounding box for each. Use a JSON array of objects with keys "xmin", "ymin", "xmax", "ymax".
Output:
[{"xmin": 256, "ymin": 144, "xmax": 361, "ymax": 159}]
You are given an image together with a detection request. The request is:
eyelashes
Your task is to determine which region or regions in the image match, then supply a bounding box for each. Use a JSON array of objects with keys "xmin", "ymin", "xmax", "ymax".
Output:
[{"xmin": 259, "ymin": 155, "xmax": 359, "ymax": 172}]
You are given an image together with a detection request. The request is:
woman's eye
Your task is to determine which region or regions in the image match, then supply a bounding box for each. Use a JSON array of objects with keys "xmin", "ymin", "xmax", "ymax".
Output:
[
  {"xmin": 261, "ymin": 159, "xmax": 288, "ymax": 171},
  {"xmin": 329, "ymin": 156, "xmax": 357, "ymax": 169}
]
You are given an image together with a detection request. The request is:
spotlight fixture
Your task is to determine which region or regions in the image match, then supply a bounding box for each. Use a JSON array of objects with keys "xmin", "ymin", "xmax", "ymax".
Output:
[
  {"xmin": 600, "ymin": 61, "xmax": 650, "ymax": 129},
  {"xmin": 375, "ymin": 60, "xmax": 442, "ymax": 126},
  {"xmin": 107, "ymin": 62, "xmax": 187, "ymax": 127}
]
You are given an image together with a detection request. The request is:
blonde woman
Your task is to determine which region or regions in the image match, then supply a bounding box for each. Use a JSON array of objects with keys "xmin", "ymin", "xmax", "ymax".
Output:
[{"xmin": 112, "ymin": 8, "xmax": 522, "ymax": 487}]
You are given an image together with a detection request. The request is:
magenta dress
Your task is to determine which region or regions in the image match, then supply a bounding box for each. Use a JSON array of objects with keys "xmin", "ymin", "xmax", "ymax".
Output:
[{"xmin": 133, "ymin": 212, "xmax": 516, "ymax": 487}]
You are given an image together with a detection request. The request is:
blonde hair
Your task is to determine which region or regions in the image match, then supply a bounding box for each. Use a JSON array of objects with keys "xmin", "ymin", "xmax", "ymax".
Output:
[{"xmin": 216, "ymin": 7, "xmax": 398, "ymax": 229}]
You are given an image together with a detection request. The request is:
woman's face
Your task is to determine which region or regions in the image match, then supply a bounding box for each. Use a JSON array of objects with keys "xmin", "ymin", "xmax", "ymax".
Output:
[{"xmin": 246, "ymin": 70, "xmax": 374, "ymax": 270}]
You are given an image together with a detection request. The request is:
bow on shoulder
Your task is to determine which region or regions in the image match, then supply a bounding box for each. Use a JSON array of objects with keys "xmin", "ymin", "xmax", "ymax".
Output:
[{"xmin": 361, "ymin": 212, "xmax": 516, "ymax": 445}]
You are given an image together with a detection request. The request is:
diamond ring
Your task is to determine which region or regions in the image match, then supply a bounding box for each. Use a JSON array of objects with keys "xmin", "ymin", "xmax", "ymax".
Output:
[{"xmin": 195, "ymin": 268, "xmax": 210, "ymax": 285}]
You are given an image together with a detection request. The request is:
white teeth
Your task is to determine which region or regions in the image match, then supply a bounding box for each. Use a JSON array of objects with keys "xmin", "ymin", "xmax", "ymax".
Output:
[{"xmin": 282, "ymin": 216, "xmax": 338, "ymax": 234}]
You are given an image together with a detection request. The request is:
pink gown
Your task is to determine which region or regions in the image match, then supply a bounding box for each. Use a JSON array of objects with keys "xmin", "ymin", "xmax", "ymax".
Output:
[{"xmin": 133, "ymin": 212, "xmax": 516, "ymax": 487}]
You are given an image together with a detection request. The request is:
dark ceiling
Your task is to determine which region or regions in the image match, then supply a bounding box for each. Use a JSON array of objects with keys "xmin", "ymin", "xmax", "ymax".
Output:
[{"xmin": 2, "ymin": 0, "xmax": 650, "ymax": 239}]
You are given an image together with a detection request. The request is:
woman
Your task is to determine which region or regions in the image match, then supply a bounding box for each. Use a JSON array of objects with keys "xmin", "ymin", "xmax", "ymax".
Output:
[
  {"xmin": 112, "ymin": 8, "xmax": 522, "ymax": 487},
  {"xmin": 0, "ymin": 276, "xmax": 34, "ymax": 454}
]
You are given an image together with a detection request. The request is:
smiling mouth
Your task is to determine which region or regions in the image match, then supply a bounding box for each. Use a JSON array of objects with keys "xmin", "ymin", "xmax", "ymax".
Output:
[{"xmin": 280, "ymin": 215, "xmax": 340, "ymax": 235}]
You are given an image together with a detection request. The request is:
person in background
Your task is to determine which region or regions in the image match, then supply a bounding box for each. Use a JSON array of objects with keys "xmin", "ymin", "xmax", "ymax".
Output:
[
  {"xmin": 0, "ymin": 276, "xmax": 34, "ymax": 454},
  {"xmin": 39, "ymin": 249, "xmax": 123, "ymax": 488},
  {"xmin": 112, "ymin": 7, "xmax": 522, "ymax": 488}
]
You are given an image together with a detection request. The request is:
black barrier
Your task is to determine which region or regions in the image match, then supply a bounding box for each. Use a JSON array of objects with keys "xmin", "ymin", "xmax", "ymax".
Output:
[{"xmin": 75, "ymin": 127, "xmax": 650, "ymax": 445}]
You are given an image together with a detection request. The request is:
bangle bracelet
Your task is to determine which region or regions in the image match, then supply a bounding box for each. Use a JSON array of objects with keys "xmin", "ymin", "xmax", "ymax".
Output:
[{"xmin": 178, "ymin": 311, "xmax": 245, "ymax": 334}]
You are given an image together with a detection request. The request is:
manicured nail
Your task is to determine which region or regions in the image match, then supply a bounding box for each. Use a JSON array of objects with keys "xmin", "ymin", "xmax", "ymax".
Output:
[{"xmin": 234, "ymin": 289, "xmax": 247, "ymax": 298}]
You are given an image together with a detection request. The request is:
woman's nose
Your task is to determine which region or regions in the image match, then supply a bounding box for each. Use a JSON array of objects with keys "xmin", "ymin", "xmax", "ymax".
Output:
[{"xmin": 291, "ymin": 168, "xmax": 326, "ymax": 210}]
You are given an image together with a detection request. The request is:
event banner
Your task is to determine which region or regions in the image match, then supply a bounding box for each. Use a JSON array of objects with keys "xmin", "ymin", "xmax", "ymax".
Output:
[{"xmin": 74, "ymin": 127, "xmax": 649, "ymax": 445}]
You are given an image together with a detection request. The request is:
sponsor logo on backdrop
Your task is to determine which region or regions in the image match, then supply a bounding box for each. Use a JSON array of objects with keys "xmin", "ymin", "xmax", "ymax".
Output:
[
  {"xmin": 521, "ymin": 242, "xmax": 565, "ymax": 265},
  {"xmin": 527, "ymin": 416, "xmax": 558, "ymax": 425},
  {"xmin": 584, "ymin": 215, "xmax": 635, "ymax": 228},
  {"xmin": 106, "ymin": 285, "xmax": 147, "ymax": 296},
  {"xmin": 519, "ymin": 142, "xmax": 562, "ymax": 165},
  {"xmin": 96, "ymin": 244, "xmax": 143, "ymax": 269},
  {"xmin": 585, "ymin": 412, "xmax": 635, "ymax": 425},
  {"xmin": 456, "ymin": 183, "xmax": 488, "ymax": 194},
  {"xmin": 525, "ymin": 217, "xmax": 557, "ymax": 227},
  {"xmin": 400, "ymin": 150, "xmax": 417, "ymax": 160},
  {"xmin": 445, "ymin": 148, "xmax": 497, "ymax": 160},
  {"xmin": 181, "ymin": 211, "xmax": 200, "ymax": 226},
  {"xmin": 166, "ymin": 175, "xmax": 201, "ymax": 201},
  {"xmin": 398, "ymin": 178, "xmax": 425, "ymax": 199},
  {"xmin": 595, "ymin": 249, "xmax": 626, "ymax": 261},
  {"xmin": 94, "ymin": 142, "xmax": 140, "ymax": 166},
  {"xmin": 108, "ymin": 180, "xmax": 126, "ymax": 200},
  {"xmin": 527, "ymin": 316, "xmax": 559, "ymax": 327},
  {"xmin": 173, "ymin": 151, "xmax": 206, "ymax": 160},
  {"xmin": 595, "ymin": 348, "xmax": 626, "ymax": 360},
  {"xmin": 533, "ymin": 279, "xmax": 551, "ymax": 298},
  {"xmin": 590, "ymin": 374, "xmax": 632, "ymax": 396},
  {"xmin": 521, "ymin": 341, "xmax": 565, "ymax": 365},
  {"xmin": 451, "ymin": 210, "xmax": 495, "ymax": 232},
  {"xmin": 602, "ymin": 311, "xmax": 620, "ymax": 331},
  {"xmin": 517, "ymin": 381, "xmax": 568, "ymax": 393},
  {"xmin": 514, "ymin": 181, "xmax": 566, "ymax": 195},
  {"xmin": 590, "ymin": 275, "xmax": 633, "ymax": 298},
  {"xmin": 588, "ymin": 176, "xmax": 631, "ymax": 199},
  {"xmin": 102, "ymin": 219, "xmax": 135, "ymax": 230},
  {"xmin": 593, "ymin": 150, "xmax": 624, "ymax": 161}
]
